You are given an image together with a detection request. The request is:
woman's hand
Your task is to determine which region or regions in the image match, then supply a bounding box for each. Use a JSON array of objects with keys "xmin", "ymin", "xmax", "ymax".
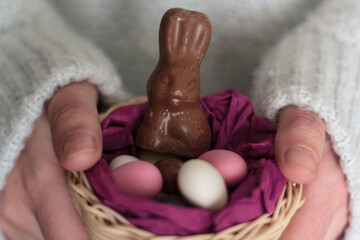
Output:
[
  {"xmin": 0, "ymin": 81, "xmax": 102, "ymax": 239},
  {"xmin": 276, "ymin": 106, "xmax": 349, "ymax": 240}
]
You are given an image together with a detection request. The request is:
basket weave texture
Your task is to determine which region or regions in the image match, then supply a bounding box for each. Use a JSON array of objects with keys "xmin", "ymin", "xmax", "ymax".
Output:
[{"xmin": 67, "ymin": 98, "xmax": 304, "ymax": 240}]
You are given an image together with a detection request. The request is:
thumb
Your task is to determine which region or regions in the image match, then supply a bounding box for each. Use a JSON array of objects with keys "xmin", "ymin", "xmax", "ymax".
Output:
[
  {"xmin": 275, "ymin": 106, "xmax": 326, "ymax": 184},
  {"xmin": 47, "ymin": 81, "xmax": 102, "ymax": 171}
]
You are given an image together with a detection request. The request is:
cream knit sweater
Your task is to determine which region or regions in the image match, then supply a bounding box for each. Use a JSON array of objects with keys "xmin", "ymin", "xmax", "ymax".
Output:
[{"xmin": 1, "ymin": 0, "xmax": 359, "ymax": 238}]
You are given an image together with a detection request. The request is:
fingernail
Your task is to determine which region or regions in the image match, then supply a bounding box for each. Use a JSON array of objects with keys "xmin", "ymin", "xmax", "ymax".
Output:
[
  {"xmin": 285, "ymin": 146, "xmax": 316, "ymax": 172},
  {"xmin": 63, "ymin": 133, "xmax": 96, "ymax": 158}
]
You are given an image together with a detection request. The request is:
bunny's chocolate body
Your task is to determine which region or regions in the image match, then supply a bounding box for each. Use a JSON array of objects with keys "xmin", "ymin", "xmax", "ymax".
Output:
[{"xmin": 135, "ymin": 8, "xmax": 212, "ymax": 157}]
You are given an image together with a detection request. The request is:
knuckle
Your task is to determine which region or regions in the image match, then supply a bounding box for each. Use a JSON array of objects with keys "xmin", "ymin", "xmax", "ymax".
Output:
[
  {"xmin": 21, "ymin": 169, "xmax": 39, "ymax": 201},
  {"xmin": 27, "ymin": 160, "xmax": 65, "ymax": 203},
  {"xmin": 50, "ymin": 104, "xmax": 94, "ymax": 128},
  {"xmin": 75, "ymin": 81, "xmax": 95, "ymax": 95},
  {"xmin": 288, "ymin": 111, "xmax": 325, "ymax": 139},
  {"xmin": 0, "ymin": 197, "xmax": 10, "ymax": 221}
]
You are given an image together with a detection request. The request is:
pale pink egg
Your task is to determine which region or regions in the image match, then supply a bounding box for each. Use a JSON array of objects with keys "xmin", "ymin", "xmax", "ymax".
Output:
[
  {"xmin": 111, "ymin": 160, "xmax": 163, "ymax": 198},
  {"xmin": 199, "ymin": 149, "xmax": 248, "ymax": 188}
]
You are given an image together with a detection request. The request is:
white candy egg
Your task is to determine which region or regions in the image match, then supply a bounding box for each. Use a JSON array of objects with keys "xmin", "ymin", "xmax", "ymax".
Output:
[
  {"xmin": 109, "ymin": 155, "xmax": 138, "ymax": 170},
  {"xmin": 177, "ymin": 159, "xmax": 228, "ymax": 211}
]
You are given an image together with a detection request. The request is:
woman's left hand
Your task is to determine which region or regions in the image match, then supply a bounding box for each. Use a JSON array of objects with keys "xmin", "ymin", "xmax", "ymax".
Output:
[{"xmin": 276, "ymin": 106, "xmax": 349, "ymax": 239}]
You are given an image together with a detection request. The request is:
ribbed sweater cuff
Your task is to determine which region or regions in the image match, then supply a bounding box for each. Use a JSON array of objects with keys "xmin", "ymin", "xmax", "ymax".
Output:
[
  {"xmin": 252, "ymin": 7, "xmax": 360, "ymax": 239},
  {"xmin": 0, "ymin": 2, "xmax": 129, "ymax": 190}
]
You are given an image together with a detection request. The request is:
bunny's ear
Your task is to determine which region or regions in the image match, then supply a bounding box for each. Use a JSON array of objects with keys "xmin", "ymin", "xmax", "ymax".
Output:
[{"xmin": 158, "ymin": 8, "xmax": 212, "ymax": 65}]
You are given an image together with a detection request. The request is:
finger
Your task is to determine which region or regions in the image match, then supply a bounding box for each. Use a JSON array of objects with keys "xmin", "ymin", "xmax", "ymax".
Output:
[
  {"xmin": 280, "ymin": 145, "xmax": 348, "ymax": 240},
  {"xmin": 47, "ymin": 81, "xmax": 101, "ymax": 171},
  {"xmin": 281, "ymin": 192, "xmax": 348, "ymax": 240},
  {"xmin": 35, "ymin": 180, "xmax": 90, "ymax": 240},
  {"xmin": 25, "ymin": 115, "xmax": 90, "ymax": 240},
  {"xmin": 275, "ymin": 106, "xmax": 326, "ymax": 183},
  {"xmin": 0, "ymin": 179, "xmax": 43, "ymax": 240},
  {"xmin": 0, "ymin": 135, "xmax": 44, "ymax": 240},
  {"xmin": 0, "ymin": 213, "xmax": 42, "ymax": 240},
  {"xmin": 279, "ymin": 192, "xmax": 332, "ymax": 240}
]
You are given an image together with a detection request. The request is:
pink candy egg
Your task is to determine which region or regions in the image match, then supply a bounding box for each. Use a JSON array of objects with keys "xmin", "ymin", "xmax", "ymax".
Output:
[
  {"xmin": 199, "ymin": 149, "xmax": 247, "ymax": 188},
  {"xmin": 110, "ymin": 156, "xmax": 163, "ymax": 198}
]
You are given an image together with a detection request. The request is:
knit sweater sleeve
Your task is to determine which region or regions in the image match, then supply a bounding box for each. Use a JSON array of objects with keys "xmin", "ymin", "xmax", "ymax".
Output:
[
  {"xmin": 0, "ymin": 0, "xmax": 129, "ymax": 190},
  {"xmin": 252, "ymin": 0, "xmax": 360, "ymax": 238}
]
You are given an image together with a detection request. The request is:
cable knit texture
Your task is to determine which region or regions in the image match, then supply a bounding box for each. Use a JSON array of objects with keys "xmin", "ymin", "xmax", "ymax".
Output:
[
  {"xmin": 253, "ymin": 0, "xmax": 360, "ymax": 238},
  {"xmin": 1, "ymin": 0, "xmax": 359, "ymax": 239}
]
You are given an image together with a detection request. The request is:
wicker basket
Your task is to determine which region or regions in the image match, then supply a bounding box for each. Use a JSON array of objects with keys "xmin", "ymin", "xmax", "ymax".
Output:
[{"xmin": 67, "ymin": 98, "xmax": 304, "ymax": 240}]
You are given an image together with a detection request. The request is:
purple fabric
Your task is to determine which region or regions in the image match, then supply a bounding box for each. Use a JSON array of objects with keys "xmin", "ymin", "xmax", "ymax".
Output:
[{"xmin": 86, "ymin": 89, "xmax": 287, "ymax": 236}]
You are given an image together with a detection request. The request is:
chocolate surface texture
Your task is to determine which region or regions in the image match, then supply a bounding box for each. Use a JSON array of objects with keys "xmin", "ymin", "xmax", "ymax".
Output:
[{"xmin": 136, "ymin": 8, "xmax": 212, "ymax": 157}]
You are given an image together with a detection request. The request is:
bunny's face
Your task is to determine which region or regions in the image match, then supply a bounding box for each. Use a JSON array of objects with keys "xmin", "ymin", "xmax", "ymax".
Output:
[{"xmin": 148, "ymin": 62, "xmax": 200, "ymax": 108}]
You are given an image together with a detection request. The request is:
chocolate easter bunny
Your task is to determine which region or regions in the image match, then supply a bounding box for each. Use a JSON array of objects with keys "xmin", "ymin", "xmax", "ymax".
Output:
[{"xmin": 135, "ymin": 8, "xmax": 212, "ymax": 157}]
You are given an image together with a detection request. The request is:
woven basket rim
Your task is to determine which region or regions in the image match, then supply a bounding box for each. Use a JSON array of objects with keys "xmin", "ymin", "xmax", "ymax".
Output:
[
  {"xmin": 68, "ymin": 171, "xmax": 303, "ymax": 240},
  {"xmin": 68, "ymin": 97, "xmax": 305, "ymax": 240}
]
